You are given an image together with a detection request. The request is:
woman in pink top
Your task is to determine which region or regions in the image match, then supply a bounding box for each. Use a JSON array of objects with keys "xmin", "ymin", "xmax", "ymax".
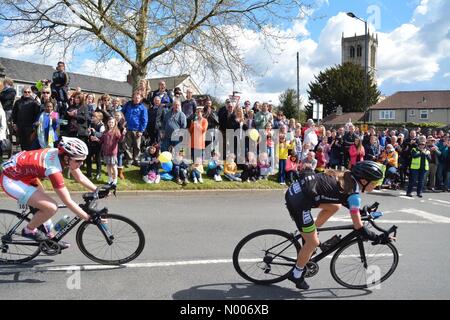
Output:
[
  {"xmin": 285, "ymin": 152, "xmax": 299, "ymax": 185},
  {"xmin": 98, "ymin": 117, "xmax": 124, "ymax": 185},
  {"xmin": 348, "ymin": 137, "xmax": 365, "ymax": 169}
]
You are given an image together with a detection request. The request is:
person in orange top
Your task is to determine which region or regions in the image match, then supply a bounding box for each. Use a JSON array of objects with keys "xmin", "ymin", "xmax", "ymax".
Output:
[
  {"xmin": 379, "ymin": 144, "xmax": 399, "ymax": 186},
  {"xmin": 379, "ymin": 144, "xmax": 399, "ymax": 168},
  {"xmin": 189, "ymin": 106, "xmax": 208, "ymax": 161}
]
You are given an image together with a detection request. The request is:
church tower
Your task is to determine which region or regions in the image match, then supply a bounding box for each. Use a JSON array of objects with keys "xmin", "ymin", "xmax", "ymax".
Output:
[{"xmin": 341, "ymin": 31, "xmax": 378, "ymax": 83}]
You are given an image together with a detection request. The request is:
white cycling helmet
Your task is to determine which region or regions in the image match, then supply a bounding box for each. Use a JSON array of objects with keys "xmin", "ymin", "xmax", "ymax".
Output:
[{"xmin": 58, "ymin": 137, "xmax": 89, "ymax": 160}]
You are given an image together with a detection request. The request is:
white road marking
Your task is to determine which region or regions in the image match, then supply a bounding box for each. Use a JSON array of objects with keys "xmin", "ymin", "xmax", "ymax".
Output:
[
  {"xmin": 398, "ymin": 209, "xmax": 450, "ymax": 224},
  {"xmin": 33, "ymin": 259, "xmax": 234, "ymax": 272},
  {"xmin": 430, "ymin": 202, "xmax": 450, "ymax": 208},
  {"xmin": 399, "ymin": 196, "xmax": 415, "ymax": 200},
  {"xmin": 328, "ymin": 217, "xmax": 431, "ymax": 224},
  {"xmin": 31, "ymin": 253, "xmax": 403, "ymax": 272},
  {"xmin": 428, "ymin": 199, "xmax": 450, "ymax": 205}
]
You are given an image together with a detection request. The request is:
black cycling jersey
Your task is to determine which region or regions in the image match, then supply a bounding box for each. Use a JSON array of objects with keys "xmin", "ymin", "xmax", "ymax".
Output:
[
  {"xmin": 285, "ymin": 170, "xmax": 361, "ymax": 233},
  {"xmin": 287, "ymin": 170, "xmax": 359, "ymax": 208}
]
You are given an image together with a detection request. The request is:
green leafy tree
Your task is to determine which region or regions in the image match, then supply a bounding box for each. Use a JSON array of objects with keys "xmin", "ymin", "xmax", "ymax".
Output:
[
  {"xmin": 305, "ymin": 62, "xmax": 380, "ymax": 119},
  {"xmin": 279, "ymin": 88, "xmax": 304, "ymax": 121}
]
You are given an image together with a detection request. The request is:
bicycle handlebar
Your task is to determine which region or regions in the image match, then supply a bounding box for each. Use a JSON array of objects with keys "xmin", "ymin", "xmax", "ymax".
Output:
[
  {"xmin": 361, "ymin": 201, "xmax": 398, "ymax": 239},
  {"xmin": 82, "ymin": 184, "xmax": 117, "ymax": 216}
]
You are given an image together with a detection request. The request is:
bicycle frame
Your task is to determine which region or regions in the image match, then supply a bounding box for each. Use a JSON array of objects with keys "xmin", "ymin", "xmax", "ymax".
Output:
[
  {"xmin": 264, "ymin": 223, "xmax": 372, "ymax": 268},
  {"xmin": 2, "ymin": 204, "xmax": 113, "ymax": 247}
]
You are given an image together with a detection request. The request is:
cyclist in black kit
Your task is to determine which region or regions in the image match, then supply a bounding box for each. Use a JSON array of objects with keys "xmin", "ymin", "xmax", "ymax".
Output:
[{"xmin": 285, "ymin": 161, "xmax": 386, "ymax": 290}]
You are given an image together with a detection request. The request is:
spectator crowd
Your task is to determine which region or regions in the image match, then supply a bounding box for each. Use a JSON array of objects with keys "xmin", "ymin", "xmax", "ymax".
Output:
[{"xmin": 1, "ymin": 61, "xmax": 450, "ymax": 194}]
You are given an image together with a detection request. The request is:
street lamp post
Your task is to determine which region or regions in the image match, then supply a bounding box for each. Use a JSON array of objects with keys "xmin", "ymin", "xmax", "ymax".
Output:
[{"xmin": 347, "ymin": 12, "xmax": 368, "ymax": 124}]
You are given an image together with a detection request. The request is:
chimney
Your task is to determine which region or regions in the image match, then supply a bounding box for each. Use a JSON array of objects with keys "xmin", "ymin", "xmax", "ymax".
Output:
[
  {"xmin": 126, "ymin": 70, "xmax": 133, "ymax": 85},
  {"xmin": 336, "ymin": 106, "xmax": 343, "ymax": 116}
]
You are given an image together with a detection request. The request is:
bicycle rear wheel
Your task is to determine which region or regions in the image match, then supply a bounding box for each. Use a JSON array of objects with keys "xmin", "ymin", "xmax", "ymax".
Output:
[
  {"xmin": 0, "ymin": 210, "xmax": 41, "ymax": 264},
  {"xmin": 76, "ymin": 213, "xmax": 145, "ymax": 265},
  {"xmin": 233, "ymin": 229, "xmax": 300, "ymax": 285},
  {"xmin": 330, "ymin": 239, "xmax": 399, "ymax": 289}
]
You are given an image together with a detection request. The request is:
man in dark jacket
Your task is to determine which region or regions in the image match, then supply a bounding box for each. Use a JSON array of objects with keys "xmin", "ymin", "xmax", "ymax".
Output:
[
  {"xmin": 161, "ymin": 100, "xmax": 186, "ymax": 152},
  {"xmin": 218, "ymin": 99, "xmax": 236, "ymax": 158},
  {"xmin": 146, "ymin": 95, "xmax": 167, "ymax": 145},
  {"xmin": 0, "ymin": 78, "xmax": 16, "ymax": 122},
  {"xmin": 12, "ymin": 87, "xmax": 40, "ymax": 151},
  {"xmin": 51, "ymin": 61, "xmax": 70, "ymax": 104},
  {"xmin": 181, "ymin": 89, "xmax": 197, "ymax": 127}
]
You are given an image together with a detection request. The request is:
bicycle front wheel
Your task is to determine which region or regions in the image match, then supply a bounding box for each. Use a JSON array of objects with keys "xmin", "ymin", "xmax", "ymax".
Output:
[
  {"xmin": 0, "ymin": 210, "xmax": 41, "ymax": 264},
  {"xmin": 233, "ymin": 229, "xmax": 300, "ymax": 285},
  {"xmin": 76, "ymin": 214, "xmax": 145, "ymax": 265},
  {"xmin": 330, "ymin": 239, "xmax": 399, "ymax": 289}
]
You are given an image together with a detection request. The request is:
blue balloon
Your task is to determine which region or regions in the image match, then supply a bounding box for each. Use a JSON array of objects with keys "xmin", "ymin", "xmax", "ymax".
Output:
[{"xmin": 161, "ymin": 161, "xmax": 173, "ymax": 172}]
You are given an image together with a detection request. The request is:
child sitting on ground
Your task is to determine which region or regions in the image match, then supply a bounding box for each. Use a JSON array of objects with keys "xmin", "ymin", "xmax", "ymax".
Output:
[
  {"xmin": 258, "ymin": 152, "xmax": 271, "ymax": 180},
  {"xmin": 191, "ymin": 157, "xmax": 204, "ymax": 184},
  {"xmin": 241, "ymin": 152, "xmax": 259, "ymax": 182},
  {"xmin": 140, "ymin": 143, "xmax": 161, "ymax": 184},
  {"xmin": 207, "ymin": 150, "xmax": 223, "ymax": 182},
  {"xmin": 224, "ymin": 153, "xmax": 242, "ymax": 182},
  {"xmin": 172, "ymin": 148, "xmax": 190, "ymax": 185}
]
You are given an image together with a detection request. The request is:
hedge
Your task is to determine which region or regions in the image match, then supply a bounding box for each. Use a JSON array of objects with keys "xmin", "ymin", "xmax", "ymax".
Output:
[{"xmin": 353, "ymin": 121, "xmax": 447, "ymax": 130}]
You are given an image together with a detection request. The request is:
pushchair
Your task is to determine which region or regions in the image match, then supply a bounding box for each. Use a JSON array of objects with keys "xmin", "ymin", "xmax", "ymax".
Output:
[{"xmin": 379, "ymin": 163, "xmax": 401, "ymax": 190}]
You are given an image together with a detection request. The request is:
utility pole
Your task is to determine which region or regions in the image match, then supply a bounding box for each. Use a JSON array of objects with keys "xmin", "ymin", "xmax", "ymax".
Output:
[{"xmin": 297, "ymin": 52, "xmax": 300, "ymax": 113}]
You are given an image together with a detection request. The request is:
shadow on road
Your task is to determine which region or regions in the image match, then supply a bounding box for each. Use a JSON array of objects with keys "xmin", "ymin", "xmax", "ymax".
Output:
[
  {"xmin": 369, "ymin": 192, "xmax": 398, "ymax": 197},
  {"xmin": 172, "ymin": 283, "xmax": 372, "ymax": 300},
  {"xmin": 0, "ymin": 259, "xmax": 54, "ymax": 284}
]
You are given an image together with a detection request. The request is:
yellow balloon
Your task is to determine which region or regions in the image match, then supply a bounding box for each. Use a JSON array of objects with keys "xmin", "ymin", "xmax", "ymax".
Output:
[
  {"xmin": 249, "ymin": 129, "xmax": 260, "ymax": 142},
  {"xmin": 158, "ymin": 151, "xmax": 172, "ymax": 163}
]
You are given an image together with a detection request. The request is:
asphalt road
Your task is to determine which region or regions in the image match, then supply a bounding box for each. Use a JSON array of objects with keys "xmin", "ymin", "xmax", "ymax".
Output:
[{"xmin": 1, "ymin": 189, "xmax": 449, "ymax": 300}]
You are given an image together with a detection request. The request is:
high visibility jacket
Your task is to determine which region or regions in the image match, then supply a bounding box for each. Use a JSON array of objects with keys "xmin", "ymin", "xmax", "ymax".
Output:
[{"xmin": 410, "ymin": 148, "xmax": 430, "ymax": 171}]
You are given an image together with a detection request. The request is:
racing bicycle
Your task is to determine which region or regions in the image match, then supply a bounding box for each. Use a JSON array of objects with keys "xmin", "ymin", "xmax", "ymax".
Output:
[
  {"xmin": 233, "ymin": 202, "xmax": 399, "ymax": 289},
  {"xmin": 0, "ymin": 184, "xmax": 145, "ymax": 265}
]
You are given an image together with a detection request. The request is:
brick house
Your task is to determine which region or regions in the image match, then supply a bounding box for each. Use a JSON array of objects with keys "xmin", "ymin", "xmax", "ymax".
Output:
[{"xmin": 369, "ymin": 90, "xmax": 450, "ymax": 124}]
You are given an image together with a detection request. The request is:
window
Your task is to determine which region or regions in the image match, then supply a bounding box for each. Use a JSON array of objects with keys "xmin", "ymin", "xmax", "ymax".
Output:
[
  {"xmin": 409, "ymin": 110, "xmax": 416, "ymax": 117},
  {"xmin": 357, "ymin": 45, "xmax": 362, "ymax": 57},
  {"xmin": 16, "ymin": 84, "xmax": 26, "ymax": 97},
  {"xmin": 379, "ymin": 110, "xmax": 395, "ymax": 120},
  {"xmin": 350, "ymin": 46, "xmax": 355, "ymax": 58},
  {"xmin": 371, "ymin": 46, "xmax": 376, "ymax": 68},
  {"xmin": 420, "ymin": 110, "xmax": 428, "ymax": 119}
]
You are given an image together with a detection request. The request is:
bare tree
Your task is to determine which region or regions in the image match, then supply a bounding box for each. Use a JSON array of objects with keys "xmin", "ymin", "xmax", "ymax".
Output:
[{"xmin": 0, "ymin": 0, "xmax": 310, "ymax": 93}]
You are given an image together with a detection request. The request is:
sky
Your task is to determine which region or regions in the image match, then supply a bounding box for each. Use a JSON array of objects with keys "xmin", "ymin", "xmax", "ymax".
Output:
[{"xmin": 0, "ymin": 0, "xmax": 449, "ymax": 106}]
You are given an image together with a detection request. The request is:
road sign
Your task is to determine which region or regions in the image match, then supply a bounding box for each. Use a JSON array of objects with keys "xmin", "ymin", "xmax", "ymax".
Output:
[{"xmin": 313, "ymin": 102, "xmax": 323, "ymax": 121}]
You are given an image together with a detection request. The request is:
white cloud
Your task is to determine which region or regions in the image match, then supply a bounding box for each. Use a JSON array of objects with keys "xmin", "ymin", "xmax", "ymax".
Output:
[
  {"xmin": 76, "ymin": 58, "xmax": 131, "ymax": 81},
  {"xmin": 0, "ymin": 0, "xmax": 448, "ymax": 104},
  {"xmin": 0, "ymin": 35, "xmax": 72, "ymax": 67}
]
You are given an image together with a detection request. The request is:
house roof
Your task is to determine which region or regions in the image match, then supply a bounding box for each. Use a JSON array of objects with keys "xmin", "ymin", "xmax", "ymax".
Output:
[
  {"xmin": 0, "ymin": 57, "xmax": 133, "ymax": 97},
  {"xmin": 369, "ymin": 90, "xmax": 450, "ymax": 110},
  {"xmin": 147, "ymin": 75, "xmax": 189, "ymax": 91},
  {"xmin": 321, "ymin": 112, "xmax": 366, "ymax": 126}
]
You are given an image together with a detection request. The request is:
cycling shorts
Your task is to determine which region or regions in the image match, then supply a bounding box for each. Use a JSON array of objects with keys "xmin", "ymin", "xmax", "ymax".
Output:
[
  {"xmin": 285, "ymin": 188, "xmax": 316, "ymax": 233},
  {"xmin": 0, "ymin": 174, "xmax": 40, "ymax": 205}
]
